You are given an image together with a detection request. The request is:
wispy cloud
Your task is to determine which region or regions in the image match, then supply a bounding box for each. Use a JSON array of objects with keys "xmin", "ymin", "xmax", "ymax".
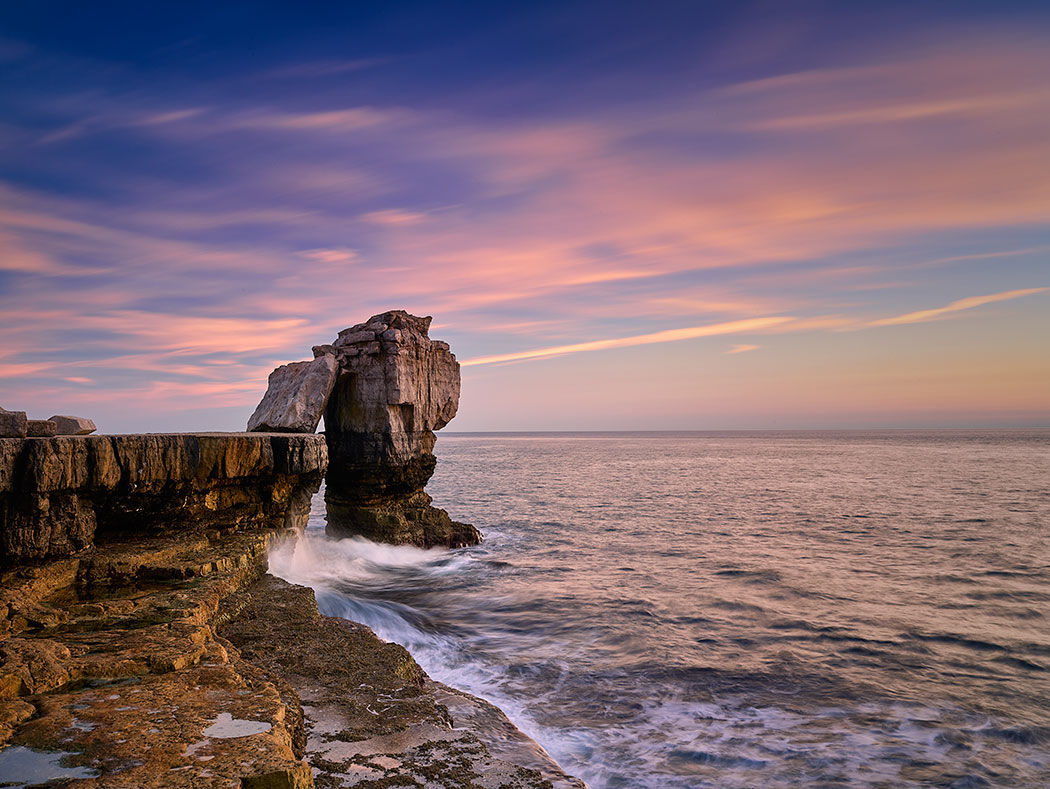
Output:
[
  {"xmin": 298, "ymin": 247, "xmax": 359, "ymax": 264},
  {"xmin": 231, "ymin": 107, "xmax": 402, "ymax": 132},
  {"xmin": 461, "ymin": 317, "xmax": 792, "ymax": 366},
  {"xmin": 2, "ymin": 23, "xmax": 1049, "ymax": 427},
  {"xmin": 870, "ymin": 288, "xmax": 1048, "ymax": 326},
  {"xmin": 361, "ymin": 209, "xmax": 428, "ymax": 226},
  {"xmin": 727, "ymin": 344, "xmax": 759, "ymax": 354},
  {"xmin": 263, "ymin": 58, "xmax": 391, "ymax": 79}
]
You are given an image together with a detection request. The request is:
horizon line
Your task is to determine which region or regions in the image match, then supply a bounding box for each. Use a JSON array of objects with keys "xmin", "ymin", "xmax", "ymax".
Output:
[{"xmin": 441, "ymin": 426, "xmax": 1050, "ymax": 434}]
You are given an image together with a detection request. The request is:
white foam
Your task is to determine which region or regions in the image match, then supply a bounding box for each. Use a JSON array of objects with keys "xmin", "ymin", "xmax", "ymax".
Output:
[{"xmin": 270, "ymin": 530, "xmax": 469, "ymax": 590}]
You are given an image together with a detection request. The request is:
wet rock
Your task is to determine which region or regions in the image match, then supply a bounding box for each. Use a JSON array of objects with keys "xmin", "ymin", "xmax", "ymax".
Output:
[
  {"xmin": 0, "ymin": 528, "xmax": 311, "ymax": 787},
  {"xmin": 247, "ymin": 354, "xmax": 338, "ymax": 434},
  {"xmin": 48, "ymin": 415, "xmax": 97, "ymax": 436},
  {"xmin": 26, "ymin": 419, "xmax": 58, "ymax": 437},
  {"xmin": 0, "ymin": 526, "xmax": 580, "ymax": 787},
  {"xmin": 220, "ymin": 575, "xmax": 568, "ymax": 787},
  {"xmin": 322, "ymin": 310, "xmax": 480, "ymax": 547},
  {"xmin": 326, "ymin": 491, "xmax": 482, "ymax": 549},
  {"xmin": 0, "ymin": 433, "xmax": 327, "ymax": 564},
  {"xmin": 0, "ymin": 409, "xmax": 27, "ymax": 439}
]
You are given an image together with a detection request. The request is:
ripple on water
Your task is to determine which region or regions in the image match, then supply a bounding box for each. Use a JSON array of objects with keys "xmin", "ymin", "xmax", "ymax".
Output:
[{"xmin": 278, "ymin": 431, "xmax": 1050, "ymax": 788}]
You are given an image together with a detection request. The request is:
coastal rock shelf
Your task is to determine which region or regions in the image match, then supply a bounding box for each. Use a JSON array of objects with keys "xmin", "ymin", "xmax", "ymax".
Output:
[
  {"xmin": 0, "ymin": 433, "xmax": 327, "ymax": 564},
  {"xmin": 0, "ymin": 524, "xmax": 573, "ymax": 787}
]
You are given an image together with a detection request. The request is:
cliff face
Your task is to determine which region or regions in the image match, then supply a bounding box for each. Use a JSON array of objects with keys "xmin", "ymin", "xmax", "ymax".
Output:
[
  {"xmin": 247, "ymin": 310, "xmax": 480, "ymax": 548},
  {"xmin": 0, "ymin": 433, "xmax": 327, "ymax": 564},
  {"xmin": 0, "ymin": 432, "xmax": 328, "ymax": 786}
]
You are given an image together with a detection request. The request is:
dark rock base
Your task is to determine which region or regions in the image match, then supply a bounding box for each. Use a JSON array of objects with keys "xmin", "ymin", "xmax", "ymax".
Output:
[{"xmin": 325, "ymin": 491, "xmax": 482, "ymax": 549}]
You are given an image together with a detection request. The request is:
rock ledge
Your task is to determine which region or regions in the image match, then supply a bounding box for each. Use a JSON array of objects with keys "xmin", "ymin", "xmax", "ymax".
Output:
[{"xmin": 0, "ymin": 432, "xmax": 327, "ymax": 564}]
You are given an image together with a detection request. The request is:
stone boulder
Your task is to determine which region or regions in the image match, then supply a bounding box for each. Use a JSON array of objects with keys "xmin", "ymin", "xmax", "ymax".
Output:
[
  {"xmin": 247, "ymin": 353, "xmax": 338, "ymax": 433},
  {"xmin": 26, "ymin": 419, "xmax": 58, "ymax": 437},
  {"xmin": 0, "ymin": 409, "xmax": 26, "ymax": 439},
  {"xmin": 48, "ymin": 415, "xmax": 96, "ymax": 435}
]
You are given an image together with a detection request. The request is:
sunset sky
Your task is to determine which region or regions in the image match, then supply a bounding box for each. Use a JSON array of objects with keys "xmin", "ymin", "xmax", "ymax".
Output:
[{"xmin": 1, "ymin": 1, "xmax": 1048, "ymax": 431}]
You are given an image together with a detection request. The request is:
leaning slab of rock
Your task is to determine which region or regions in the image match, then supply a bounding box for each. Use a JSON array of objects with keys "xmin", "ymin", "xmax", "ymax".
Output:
[
  {"xmin": 26, "ymin": 419, "xmax": 58, "ymax": 437},
  {"xmin": 247, "ymin": 353, "xmax": 338, "ymax": 433},
  {"xmin": 0, "ymin": 409, "xmax": 26, "ymax": 439},
  {"xmin": 48, "ymin": 415, "xmax": 96, "ymax": 435}
]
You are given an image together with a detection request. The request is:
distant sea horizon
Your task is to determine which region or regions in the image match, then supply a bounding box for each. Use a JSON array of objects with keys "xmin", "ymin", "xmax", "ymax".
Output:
[{"xmin": 443, "ymin": 427, "xmax": 1050, "ymax": 436}]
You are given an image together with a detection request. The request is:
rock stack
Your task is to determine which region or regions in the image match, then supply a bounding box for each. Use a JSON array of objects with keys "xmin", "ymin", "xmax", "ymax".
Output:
[{"xmin": 247, "ymin": 310, "xmax": 480, "ymax": 548}]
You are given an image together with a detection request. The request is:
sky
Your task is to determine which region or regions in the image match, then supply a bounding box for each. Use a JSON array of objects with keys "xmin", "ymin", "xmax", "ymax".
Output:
[{"xmin": 0, "ymin": 1, "xmax": 1048, "ymax": 431}]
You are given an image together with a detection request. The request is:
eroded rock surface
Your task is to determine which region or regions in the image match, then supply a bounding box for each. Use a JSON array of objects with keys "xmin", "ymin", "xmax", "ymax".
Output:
[
  {"xmin": 0, "ymin": 433, "xmax": 327, "ymax": 564},
  {"xmin": 0, "ymin": 531, "xmax": 578, "ymax": 788},
  {"xmin": 26, "ymin": 419, "xmax": 57, "ymax": 438},
  {"xmin": 220, "ymin": 575, "xmax": 578, "ymax": 788},
  {"xmin": 247, "ymin": 355, "xmax": 339, "ymax": 434},
  {"xmin": 0, "ymin": 531, "xmax": 313, "ymax": 788},
  {"xmin": 0, "ymin": 409, "xmax": 27, "ymax": 439}
]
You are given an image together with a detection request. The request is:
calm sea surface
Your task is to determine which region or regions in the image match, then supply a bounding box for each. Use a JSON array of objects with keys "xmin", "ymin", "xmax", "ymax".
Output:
[{"xmin": 271, "ymin": 431, "xmax": 1050, "ymax": 787}]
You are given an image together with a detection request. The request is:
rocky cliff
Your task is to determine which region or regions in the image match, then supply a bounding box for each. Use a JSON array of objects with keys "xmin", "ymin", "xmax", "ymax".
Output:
[
  {"xmin": 247, "ymin": 310, "xmax": 480, "ymax": 548},
  {"xmin": 0, "ymin": 432, "xmax": 576, "ymax": 788},
  {"xmin": 0, "ymin": 433, "xmax": 326, "ymax": 564},
  {"xmin": 0, "ymin": 313, "xmax": 582, "ymax": 787}
]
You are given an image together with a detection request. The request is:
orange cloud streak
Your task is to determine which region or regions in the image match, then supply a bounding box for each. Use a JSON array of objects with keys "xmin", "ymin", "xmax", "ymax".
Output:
[
  {"xmin": 870, "ymin": 288, "xmax": 1048, "ymax": 326},
  {"xmin": 461, "ymin": 317, "xmax": 793, "ymax": 366}
]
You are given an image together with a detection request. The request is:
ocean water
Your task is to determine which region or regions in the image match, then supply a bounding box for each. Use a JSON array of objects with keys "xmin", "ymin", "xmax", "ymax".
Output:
[{"xmin": 270, "ymin": 431, "xmax": 1050, "ymax": 788}]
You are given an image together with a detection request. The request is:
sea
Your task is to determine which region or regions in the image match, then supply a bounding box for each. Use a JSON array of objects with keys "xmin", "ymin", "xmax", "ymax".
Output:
[{"xmin": 269, "ymin": 430, "xmax": 1050, "ymax": 788}]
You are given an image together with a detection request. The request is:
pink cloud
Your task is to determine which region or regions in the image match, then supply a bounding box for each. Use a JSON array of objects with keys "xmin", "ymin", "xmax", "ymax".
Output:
[{"xmin": 361, "ymin": 209, "xmax": 428, "ymax": 226}]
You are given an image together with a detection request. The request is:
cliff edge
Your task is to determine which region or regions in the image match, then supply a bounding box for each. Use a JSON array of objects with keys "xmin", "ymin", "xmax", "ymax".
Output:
[{"xmin": 0, "ymin": 431, "xmax": 578, "ymax": 787}]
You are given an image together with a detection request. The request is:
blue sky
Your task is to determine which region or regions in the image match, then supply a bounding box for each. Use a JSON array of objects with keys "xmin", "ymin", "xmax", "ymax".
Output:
[{"xmin": 1, "ymin": 1, "xmax": 1048, "ymax": 430}]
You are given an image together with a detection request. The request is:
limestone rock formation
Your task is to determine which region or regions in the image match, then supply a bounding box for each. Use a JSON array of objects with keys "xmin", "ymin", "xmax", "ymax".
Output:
[
  {"xmin": 48, "ymin": 415, "xmax": 97, "ymax": 435},
  {"xmin": 323, "ymin": 311, "xmax": 479, "ymax": 547},
  {"xmin": 0, "ymin": 433, "xmax": 327, "ymax": 564},
  {"xmin": 0, "ymin": 408, "xmax": 27, "ymax": 439},
  {"xmin": 246, "ymin": 353, "xmax": 338, "ymax": 433},
  {"xmin": 245, "ymin": 310, "xmax": 479, "ymax": 548}
]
